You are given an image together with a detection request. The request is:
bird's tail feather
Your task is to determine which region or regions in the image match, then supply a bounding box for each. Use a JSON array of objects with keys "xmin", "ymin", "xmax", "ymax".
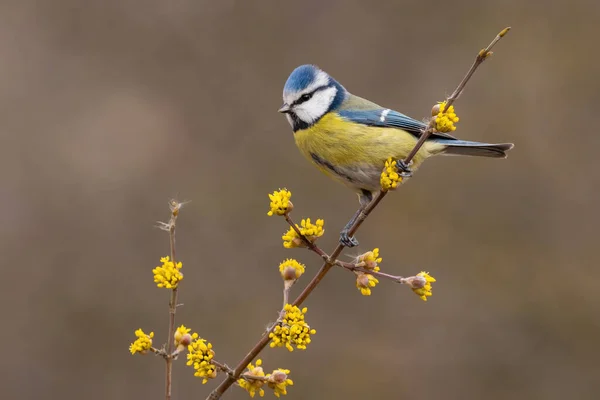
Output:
[{"xmin": 435, "ymin": 139, "xmax": 514, "ymax": 159}]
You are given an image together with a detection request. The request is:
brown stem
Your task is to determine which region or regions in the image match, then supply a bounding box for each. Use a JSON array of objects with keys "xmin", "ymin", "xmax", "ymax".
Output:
[
  {"xmin": 282, "ymin": 284, "xmax": 290, "ymax": 312},
  {"xmin": 205, "ymin": 28, "xmax": 510, "ymax": 400},
  {"xmin": 335, "ymin": 260, "xmax": 404, "ymax": 283},
  {"xmin": 212, "ymin": 360, "xmax": 234, "ymax": 376},
  {"xmin": 292, "ymin": 192, "xmax": 386, "ymax": 306},
  {"xmin": 284, "ymin": 215, "xmax": 329, "ymax": 260},
  {"xmin": 403, "ymin": 27, "xmax": 510, "ymax": 165},
  {"xmin": 165, "ymin": 206, "xmax": 179, "ymax": 400},
  {"xmin": 205, "ymin": 192, "xmax": 387, "ymax": 400}
]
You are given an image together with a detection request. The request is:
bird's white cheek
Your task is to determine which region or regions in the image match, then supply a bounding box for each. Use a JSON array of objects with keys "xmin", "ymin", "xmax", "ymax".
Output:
[{"xmin": 294, "ymin": 87, "xmax": 337, "ymax": 124}]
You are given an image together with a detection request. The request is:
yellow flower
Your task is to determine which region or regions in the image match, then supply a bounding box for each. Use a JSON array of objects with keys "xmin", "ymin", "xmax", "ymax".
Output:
[
  {"xmin": 153, "ymin": 256, "xmax": 183, "ymax": 289},
  {"xmin": 282, "ymin": 218, "xmax": 325, "ymax": 248},
  {"xmin": 411, "ymin": 271, "xmax": 436, "ymax": 301},
  {"xmin": 238, "ymin": 359, "xmax": 266, "ymax": 398},
  {"xmin": 269, "ymin": 304, "xmax": 316, "ymax": 351},
  {"xmin": 356, "ymin": 273, "xmax": 379, "ymax": 296},
  {"xmin": 129, "ymin": 329, "xmax": 154, "ymax": 355},
  {"xmin": 186, "ymin": 337, "xmax": 217, "ymax": 384},
  {"xmin": 380, "ymin": 158, "xmax": 402, "ymax": 191},
  {"xmin": 267, "ymin": 369, "xmax": 294, "ymax": 398},
  {"xmin": 434, "ymin": 101, "xmax": 460, "ymax": 133},
  {"xmin": 174, "ymin": 325, "xmax": 197, "ymax": 348},
  {"xmin": 356, "ymin": 248, "xmax": 382, "ymax": 272},
  {"xmin": 279, "ymin": 259, "xmax": 305, "ymax": 281},
  {"xmin": 267, "ymin": 189, "xmax": 293, "ymax": 216}
]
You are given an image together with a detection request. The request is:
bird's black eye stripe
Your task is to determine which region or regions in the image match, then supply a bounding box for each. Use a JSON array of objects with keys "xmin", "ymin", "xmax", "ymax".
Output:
[
  {"xmin": 299, "ymin": 93, "xmax": 313, "ymax": 103},
  {"xmin": 292, "ymin": 85, "xmax": 329, "ymax": 106},
  {"xmin": 296, "ymin": 92, "xmax": 313, "ymax": 105}
]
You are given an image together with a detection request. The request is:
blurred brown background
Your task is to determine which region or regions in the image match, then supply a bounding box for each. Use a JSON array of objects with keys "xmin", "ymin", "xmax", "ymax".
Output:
[{"xmin": 1, "ymin": 0, "xmax": 599, "ymax": 399}]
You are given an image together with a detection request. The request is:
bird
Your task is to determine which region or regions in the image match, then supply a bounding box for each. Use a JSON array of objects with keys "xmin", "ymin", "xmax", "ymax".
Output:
[{"xmin": 278, "ymin": 64, "xmax": 514, "ymax": 247}]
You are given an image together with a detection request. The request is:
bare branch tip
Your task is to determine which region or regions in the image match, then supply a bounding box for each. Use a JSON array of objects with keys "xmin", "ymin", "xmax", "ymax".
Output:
[{"xmin": 499, "ymin": 27, "xmax": 511, "ymax": 37}]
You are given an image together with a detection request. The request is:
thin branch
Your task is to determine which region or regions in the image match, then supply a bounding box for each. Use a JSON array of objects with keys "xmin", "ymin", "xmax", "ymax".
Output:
[
  {"xmin": 335, "ymin": 260, "xmax": 404, "ymax": 283},
  {"xmin": 165, "ymin": 201, "xmax": 181, "ymax": 400},
  {"xmin": 284, "ymin": 215, "xmax": 329, "ymax": 260},
  {"xmin": 402, "ymin": 27, "xmax": 511, "ymax": 166},
  {"xmin": 282, "ymin": 284, "xmax": 290, "ymax": 312},
  {"xmin": 292, "ymin": 192, "xmax": 387, "ymax": 306},
  {"xmin": 212, "ymin": 360, "xmax": 234, "ymax": 376},
  {"xmin": 240, "ymin": 374, "xmax": 269, "ymax": 382},
  {"xmin": 205, "ymin": 27, "xmax": 510, "ymax": 400}
]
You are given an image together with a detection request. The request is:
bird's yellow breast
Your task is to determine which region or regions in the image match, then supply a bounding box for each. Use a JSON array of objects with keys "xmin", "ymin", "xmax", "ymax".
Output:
[{"xmin": 294, "ymin": 112, "xmax": 442, "ymax": 171}]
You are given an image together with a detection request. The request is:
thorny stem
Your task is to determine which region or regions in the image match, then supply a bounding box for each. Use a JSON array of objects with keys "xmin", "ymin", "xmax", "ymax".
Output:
[
  {"xmin": 206, "ymin": 28, "xmax": 510, "ymax": 400},
  {"xmin": 165, "ymin": 202, "xmax": 180, "ymax": 400}
]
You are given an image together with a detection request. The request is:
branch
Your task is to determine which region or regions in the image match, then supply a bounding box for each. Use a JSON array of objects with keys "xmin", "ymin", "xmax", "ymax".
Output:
[
  {"xmin": 284, "ymin": 215, "xmax": 329, "ymax": 260},
  {"xmin": 165, "ymin": 200, "xmax": 181, "ymax": 400},
  {"xmin": 335, "ymin": 260, "xmax": 404, "ymax": 283},
  {"xmin": 205, "ymin": 27, "xmax": 510, "ymax": 400},
  {"xmin": 402, "ymin": 27, "xmax": 511, "ymax": 165}
]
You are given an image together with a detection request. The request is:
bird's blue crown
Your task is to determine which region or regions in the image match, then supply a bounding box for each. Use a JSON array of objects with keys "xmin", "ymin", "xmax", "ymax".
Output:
[
  {"xmin": 284, "ymin": 65, "xmax": 321, "ymax": 94},
  {"xmin": 283, "ymin": 64, "xmax": 346, "ymax": 111}
]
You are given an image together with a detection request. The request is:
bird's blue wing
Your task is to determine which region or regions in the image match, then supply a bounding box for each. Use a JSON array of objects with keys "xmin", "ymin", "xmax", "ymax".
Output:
[{"xmin": 337, "ymin": 108, "xmax": 456, "ymax": 140}]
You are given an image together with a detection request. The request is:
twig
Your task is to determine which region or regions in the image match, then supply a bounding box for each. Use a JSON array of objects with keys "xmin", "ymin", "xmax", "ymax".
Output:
[
  {"xmin": 402, "ymin": 27, "xmax": 511, "ymax": 165},
  {"xmin": 240, "ymin": 374, "xmax": 269, "ymax": 382},
  {"xmin": 205, "ymin": 27, "xmax": 510, "ymax": 400},
  {"xmin": 284, "ymin": 215, "xmax": 329, "ymax": 260},
  {"xmin": 212, "ymin": 360, "xmax": 234, "ymax": 376},
  {"xmin": 205, "ymin": 192, "xmax": 388, "ymax": 400},
  {"xmin": 335, "ymin": 260, "xmax": 404, "ymax": 283},
  {"xmin": 282, "ymin": 285, "xmax": 290, "ymax": 312},
  {"xmin": 165, "ymin": 201, "xmax": 180, "ymax": 400}
]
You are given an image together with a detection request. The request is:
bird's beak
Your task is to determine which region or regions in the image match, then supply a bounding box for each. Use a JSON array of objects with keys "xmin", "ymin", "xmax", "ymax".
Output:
[{"xmin": 278, "ymin": 103, "xmax": 291, "ymax": 113}]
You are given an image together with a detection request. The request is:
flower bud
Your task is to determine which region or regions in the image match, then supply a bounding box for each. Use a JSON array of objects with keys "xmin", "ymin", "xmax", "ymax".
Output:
[
  {"xmin": 179, "ymin": 333, "xmax": 193, "ymax": 347},
  {"xmin": 279, "ymin": 259, "xmax": 305, "ymax": 282},
  {"xmin": 282, "ymin": 266, "xmax": 298, "ymax": 281},
  {"xmin": 356, "ymin": 273, "xmax": 371, "ymax": 288},
  {"xmin": 269, "ymin": 370, "xmax": 288, "ymax": 384},
  {"xmin": 402, "ymin": 275, "xmax": 427, "ymax": 289},
  {"xmin": 431, "ymin": 104, "xmax": 441, "ymax": 116}
]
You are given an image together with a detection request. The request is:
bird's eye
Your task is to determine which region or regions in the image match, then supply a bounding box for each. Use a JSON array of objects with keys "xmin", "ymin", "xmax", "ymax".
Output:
[{"xmin": 299, "ymin": 93, "xmax": 312, "ymax": 103}]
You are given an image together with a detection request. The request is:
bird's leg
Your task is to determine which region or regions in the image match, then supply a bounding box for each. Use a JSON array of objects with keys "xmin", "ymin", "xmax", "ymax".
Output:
[
  {"xmin": 339, "ymin": 190, "xmax": 372, "ymax": 247},
  {"xmin": 396, "ymin": 160, "xmax": 413, "ymax": 178},
  {"xmin": 339, "ymin": 208, "xmax": 362, "ymax": 248}
]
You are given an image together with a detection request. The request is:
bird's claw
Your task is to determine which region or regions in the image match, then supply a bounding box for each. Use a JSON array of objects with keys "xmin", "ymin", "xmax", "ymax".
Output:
[
  {"xmin": 396, "ymin": 160, "xmax": 413, "ymax": 178},
  {"xmin": 340, "ymin": 230, "xmax": 359, "ymax": 247}
]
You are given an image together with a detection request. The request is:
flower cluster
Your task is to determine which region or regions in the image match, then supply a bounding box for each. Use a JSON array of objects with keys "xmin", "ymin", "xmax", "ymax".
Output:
[
  {"xmin": 238, "ymin": 360, "xmax": 294, "ymax": 398},
  {"xmin": 355, "ymin": 273, "xmax": 379, "ymax": 296},
  {"xmin": 269, "ymin": 304, "xmax": 316, "ymax": 351},
  {"xmin": 353, "ymin": 248, "xmax": 382, "ymax": 296},
  {"xmin": 282, "ymin": 218, "xmax": 324, "ymax": 248},
  {"xmin": 186, "ymin": 337, "xmax": 217, "ymax": 384},
  {"xmin": 129, "ymin": 329, "xmax": 154, "ymax": 355},
  {"xmin": 434, "ymin": 101, "xmax": 460, "ymax": 133},
  {"xmin": 238, "ymin": 359, "xmax": 266, "ymax": 398},
  {"xmin": 152, "ymin": 256, "xmax": 183, "ymax": 289},
  {"xmin": 356, "ymin": 248, "xmax": 382, "ymax": 272},
  {"xmin": 411, "ymin": 271, "xmax": 436, "ymax": 301},
  {"xmin": 266, "ymin": 368, "xmax": 294, "ymax": 398},
  {"xmin": 267, "ymin": 189, "xmax": 293, "ymax": 216},
  {"xmin": 174, "ymin": 325, "xmax": 197, "ymax": 351},
  {"xmin": 380, "ymin": 158, "xmax": 402, "ymax": 191},
  {"xmin": 279, "ymin": 259, "xmax": 305, "ymax": 282}
]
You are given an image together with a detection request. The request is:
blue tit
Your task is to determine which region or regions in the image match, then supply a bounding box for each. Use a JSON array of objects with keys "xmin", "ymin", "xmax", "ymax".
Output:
[{"xmin": 278, "ymin": 64, "xmax": 514, "ymax": 247}]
